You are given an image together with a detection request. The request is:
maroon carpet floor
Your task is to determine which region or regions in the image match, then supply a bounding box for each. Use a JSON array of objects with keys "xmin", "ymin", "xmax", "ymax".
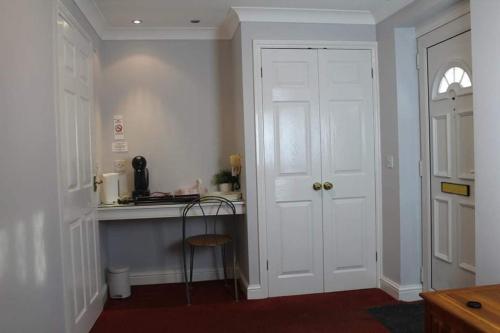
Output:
[{"xmin": 91, "ymin": 281, "xmax": 398, "ymax": 333}]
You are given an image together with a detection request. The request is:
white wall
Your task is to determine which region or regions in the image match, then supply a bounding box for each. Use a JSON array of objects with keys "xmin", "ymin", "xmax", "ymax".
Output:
[
  {"xmin": 100, "ymin": 40, "xmax": 234, "ymax": 191},
  {"xmin": 236, "ymin": 22, "xmax": 376, "ymax": 287},
  {"xmin": 377, "ymin": 20, "xmax": 402, "ymax": 284},
  {"xmin": 0, "ymin": 2, "xmax": 64, "ymax": 331},
  {"xmin": 99, "ymin": 40, "xmax": 242, "ymax": 282},
  {"xmin": 376, "ymin": 25, "xmax": 421, "ymax": 286},
  {"xmin": 230, "ymin": 25, "xmax": 250, "ymax": 282},
  {"xmin": 470, "ymin": 0, "xmax": 500, "ymax": 285},
  {"xmin": 0, "ymin": 0, "xmax": 100, "ymax": 332},
  {"xmin": 376, "ymin": 0, "xmax": 463, "ymax": 287},
  {"xmin": 395, "ymin": 28, "xmax": 421, "ymax": 286}
]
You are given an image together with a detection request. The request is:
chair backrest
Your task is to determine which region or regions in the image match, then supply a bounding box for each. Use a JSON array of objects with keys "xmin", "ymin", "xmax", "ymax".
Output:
[{"xmin": 182, "ymin": 196, "xmax": 237, "ymax": 239}]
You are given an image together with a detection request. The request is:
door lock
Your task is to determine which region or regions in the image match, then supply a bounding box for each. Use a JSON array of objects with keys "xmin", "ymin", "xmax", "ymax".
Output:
[
  {"xmin": 312, "ymin": 182, "xmax": 322, "ymax": 191},
  {"xmin": 323, "ymin": 182, "xmax": 334, "ymax": 191}
]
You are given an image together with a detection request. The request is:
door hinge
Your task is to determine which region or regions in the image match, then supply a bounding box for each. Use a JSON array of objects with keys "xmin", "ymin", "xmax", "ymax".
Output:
[
  {"xmin": 420, "ymin": 267, "xmax": 424, "ymax": 283},
  {"xmin": 261, "ymin": 67, "xmax": 263, "ymax": 78},
  {"xmin": 416, "ymin": 52, "xmax": 420, "ymax": 70},
  {"xmin": 266, "ymin": 260, "xmax": 269, "ymax": 271},
  {"xmin": 371, "ymin": 68, "xmax": 374, "ymax": 78},
  {"xmin": 375, "ymin": 252, "xmax": 378, "ymax": 262},
  {"xmin": 419, "ymin": 160, "xmax": 424, "ymax": 177}
]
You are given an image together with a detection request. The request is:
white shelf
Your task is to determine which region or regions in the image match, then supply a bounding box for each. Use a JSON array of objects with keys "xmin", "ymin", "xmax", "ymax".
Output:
[{"xmin": 98, "ymin": 201, "xmax": 245, "ymax": 221}]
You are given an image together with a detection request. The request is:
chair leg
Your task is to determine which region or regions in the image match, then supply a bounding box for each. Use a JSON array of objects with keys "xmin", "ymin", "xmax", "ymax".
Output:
[
  {"xmin": 232, "ymin": 241, "xmax": 238, "ymax": 301},
  {"xmin": 183, "ymin": 241, "xmax": 191, "ymax": 305},
  {"xmin": 189, "ymin": 246, "xmax": 195, "ymax": 285},
  {"xmin": 222, "ymin": 245, "xmax": 228, "ymax": 285}
]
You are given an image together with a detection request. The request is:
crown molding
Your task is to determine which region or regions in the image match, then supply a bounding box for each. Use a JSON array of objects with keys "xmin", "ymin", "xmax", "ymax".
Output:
[
  {"xmin": 101, "ymin": 27, "xmax": 227, "ymax": 40},
  {"xmin": 220, "ymin": 8, "xmax": 241, "ymax": 39},
  {"xmin": 73, "ymin": 0, "xmax": 106, "ymax": 37},
  {"xmin": 74, "ymin": 1, "xmax": 375, "ymax": 41},
  {"xmin": 232, "ymin": 7, "xmax": 375, "ymax": 25}
]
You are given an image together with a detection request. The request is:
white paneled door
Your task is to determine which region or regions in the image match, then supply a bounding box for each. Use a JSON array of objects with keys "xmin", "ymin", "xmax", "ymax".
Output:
[
  {"xmin": 262, "ymin": 48, "xmax": 376, "ymax": 297},
  {"xmin": 319, "ymin": 50, "xmax": 376, "ymax": 292},
  {"xmin": 262, "ymin": 49, "xmax": 324, "ymax": 297},
  {"xmin": 428, "ymin": 31, "xmax": 475, "ymax": 290},
  {"xmin": 57, "ymin": 9, "xmax": 102, "ymax": 333}
]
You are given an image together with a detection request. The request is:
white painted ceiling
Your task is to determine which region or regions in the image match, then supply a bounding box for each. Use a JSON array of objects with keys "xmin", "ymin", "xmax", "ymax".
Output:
[{"xmin": 94, "ymin": 0, "xmax": 416, "ymax": 28}]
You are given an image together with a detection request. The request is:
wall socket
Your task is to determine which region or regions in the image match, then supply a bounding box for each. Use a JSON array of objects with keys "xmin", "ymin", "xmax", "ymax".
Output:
[{"xmin": 385, "ymin": 155, "xmax": 395, "ymax": 169}]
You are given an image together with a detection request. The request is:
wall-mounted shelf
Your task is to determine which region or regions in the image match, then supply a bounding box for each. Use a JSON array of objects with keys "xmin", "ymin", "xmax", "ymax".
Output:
[{"xmin": 98, "ymin": 201, "xmax": 245, "ymax": 221}]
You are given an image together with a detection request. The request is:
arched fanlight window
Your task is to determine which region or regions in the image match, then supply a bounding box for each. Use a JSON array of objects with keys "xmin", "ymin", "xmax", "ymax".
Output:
[
  {"xmin": 438, "ymin": 66, "xmax": 472, "ymax": 94},
  {"xmin": 433, "ymin": 62, "xmax": 473, "ymax": 101}
]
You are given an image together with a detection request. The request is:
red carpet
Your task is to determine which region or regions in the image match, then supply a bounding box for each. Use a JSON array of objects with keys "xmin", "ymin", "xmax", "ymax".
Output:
[{"xmin": 91, "ymin": 281, "xmax": 398, "ymax": 333}]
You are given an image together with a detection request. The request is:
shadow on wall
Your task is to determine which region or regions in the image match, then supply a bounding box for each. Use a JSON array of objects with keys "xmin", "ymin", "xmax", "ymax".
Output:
[{"xmin": 100, "ymin": 40, "xmax": 236, "ymax": 193}]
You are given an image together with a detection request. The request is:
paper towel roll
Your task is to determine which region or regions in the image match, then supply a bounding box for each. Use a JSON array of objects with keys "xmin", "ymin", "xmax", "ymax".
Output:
[{"xmin": 102, "ymin": 173, "xmax": 119, "ymax": 204}]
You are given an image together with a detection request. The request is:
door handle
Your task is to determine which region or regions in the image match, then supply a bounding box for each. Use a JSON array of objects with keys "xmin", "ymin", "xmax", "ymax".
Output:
[
  {"xmin": 323, "ymin": 182, "xmax": 334, "ymax": 191},
  {"xmin": 93, "ymin": 176, "xmax": 103, "ymax": 192},
  {"xmin": 312, "ymin": 182, "xmax": 322, "ymax": 191}
]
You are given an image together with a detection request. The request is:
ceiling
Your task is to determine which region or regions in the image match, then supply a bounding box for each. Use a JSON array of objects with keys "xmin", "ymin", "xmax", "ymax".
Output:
[{"xmin": 93, "ymin": 0, "xmax": 415, "ymax": 28}]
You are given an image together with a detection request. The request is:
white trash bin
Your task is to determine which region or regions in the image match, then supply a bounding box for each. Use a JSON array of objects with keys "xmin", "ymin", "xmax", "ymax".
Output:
[{"xmin": 107, "ymin": 266, "xmax": 131, "ymax": 299}]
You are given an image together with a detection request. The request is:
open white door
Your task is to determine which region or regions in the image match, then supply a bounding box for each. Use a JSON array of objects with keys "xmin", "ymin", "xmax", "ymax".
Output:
[
  {"xmin": 57, "ymin": 7, "xmax": 102, "ymax": 333},
  {"xmin": 319, "ymin": 49, "xmax": 377, "ymax": 292},
  {"xmin": 262, "ymin": 49, "xmax": 324, "ymax": 297},
  {"xmin": 427, "ymin": 31, "xmax": 475, "ymax": 290}
]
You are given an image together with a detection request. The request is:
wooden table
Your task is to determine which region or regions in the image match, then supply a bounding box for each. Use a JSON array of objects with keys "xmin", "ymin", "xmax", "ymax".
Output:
[{"xmin": 421, "ymin": 285, "xmax": 500, "ymax": 332}]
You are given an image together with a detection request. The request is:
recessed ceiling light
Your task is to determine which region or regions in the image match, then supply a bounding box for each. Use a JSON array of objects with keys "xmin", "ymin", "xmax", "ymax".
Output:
[
  {"xmin": 132, "ymin": 19, "xmax": 143, "ymax": 24},
  {"xmin": 190, "ymin": 19, "xmax": 201, "ymax": 24}
]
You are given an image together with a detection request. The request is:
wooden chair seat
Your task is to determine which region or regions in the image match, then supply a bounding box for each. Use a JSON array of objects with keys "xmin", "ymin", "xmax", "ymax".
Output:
[{"xmin": 186, "ymin": 234, "xmax": 232, "ymax": 247}]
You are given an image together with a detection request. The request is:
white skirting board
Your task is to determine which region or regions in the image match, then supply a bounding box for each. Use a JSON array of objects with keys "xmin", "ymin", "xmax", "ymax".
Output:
[
  {"xmin": 239, "ymin": 274, "xmax": 265, "ymax": 300},
  {"xmin": 380, "ymin": 276, "xmax": 422, "ymax": 302},
  {"xmin": 128, "ymin": 268, "xmax": 237, "ymax": 285},
  {"xmin": 127, "ymin": 270, "xmax": 416, "ymax": 301},
  {"xmin": 127, "ymin": 268, "xmax": 269, "ymax": 300},
  {"xmin": 100, "ymin": 284, "xmax": 108, "ymax": 304}
]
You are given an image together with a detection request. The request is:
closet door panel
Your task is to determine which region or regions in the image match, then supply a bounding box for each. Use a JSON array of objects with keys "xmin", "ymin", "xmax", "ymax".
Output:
[
  {"xmin": 319, "ymin": 49, "xmax": 377, "ymax": 292},
  {"xmin": 262, "ymin": 49, "xmax": 324, "ymax": 297}
]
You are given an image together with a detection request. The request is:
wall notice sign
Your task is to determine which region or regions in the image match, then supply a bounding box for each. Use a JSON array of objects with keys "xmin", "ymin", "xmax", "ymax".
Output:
[
  {"xmin": 112, "ymin": 141, "xmax": 128, "ymax": 153},
  {"xmin": 113, "ymin": 115, "xmax": 125, "ymax": 140}
]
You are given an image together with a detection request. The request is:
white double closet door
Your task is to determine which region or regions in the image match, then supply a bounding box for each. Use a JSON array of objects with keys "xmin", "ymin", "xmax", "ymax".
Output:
[{"xmin": 262, "ymin": 48, "xmax": 377, "ymax": 297}]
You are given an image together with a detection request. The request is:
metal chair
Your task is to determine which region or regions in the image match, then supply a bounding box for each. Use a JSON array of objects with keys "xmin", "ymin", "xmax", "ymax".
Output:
[{"xmin": 182, "ymin": 196, "xmax": 239, "ymax": 305}]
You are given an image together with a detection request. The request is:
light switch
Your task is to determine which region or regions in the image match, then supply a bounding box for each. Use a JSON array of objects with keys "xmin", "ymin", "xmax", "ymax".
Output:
[{"xmin": 385, "ymin": 155, "xmax": 394, "ymax": 169}]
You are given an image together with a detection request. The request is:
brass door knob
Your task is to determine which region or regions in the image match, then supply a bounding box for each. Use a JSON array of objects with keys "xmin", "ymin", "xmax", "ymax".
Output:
[
  {"xmin": 323, "ymin": 182, "xmax": 334, "ymax": 190},
  {"xmin": 312, "ymin": 182, "xmax": 322, "ymax": 191}
]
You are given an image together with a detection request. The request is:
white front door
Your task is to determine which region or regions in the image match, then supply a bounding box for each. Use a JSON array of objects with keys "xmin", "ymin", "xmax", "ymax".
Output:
[
  {"xmin": 57, "ymin": 8, "xmax": 102, "ymax": 333},
  {"xmin": 427, "ymin": 31, "xmax": 475, "ymax": 290},
  {"xmin": 262, "ymin": 48, "xmax": 377, "ymax": 297},
  {"xmin": 262, "ymin": 49, "xmax": 324, "ymax": 297},
  {"xmin": 319, "ymin": 49, "xmax": 377, "ymax": 292}
]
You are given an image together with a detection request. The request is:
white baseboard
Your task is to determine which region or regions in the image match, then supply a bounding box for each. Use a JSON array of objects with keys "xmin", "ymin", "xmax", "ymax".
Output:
[
  {"xmin": 100, "ymin": 284, "xmax": 108, "ymax": 304},
  {"xmin": 128, "ymin": 267, "xmax": 271, "ymax": 300},
  {"xmin": 380, "ymin": 276, "xmax": 422, "ymax": 302},
  {"xmin": 129, "ymin": 268, "xmax": 236, "ymax": 286},
  {"xmin": 239, "ymin": 274, "xmax": 266, "ymax": 299}
]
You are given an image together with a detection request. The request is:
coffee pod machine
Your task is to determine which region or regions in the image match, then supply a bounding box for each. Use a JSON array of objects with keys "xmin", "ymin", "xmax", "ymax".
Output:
[{"xmin": 132, "ymin": 156, "xmax": 150, "ymax": 198}]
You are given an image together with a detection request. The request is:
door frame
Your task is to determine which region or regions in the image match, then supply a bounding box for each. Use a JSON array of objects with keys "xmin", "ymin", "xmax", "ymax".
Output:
[
  {"xmin": 52, "ymin": 1, "xmax": 101, "ymax": 331},
  {"xmin": 253, "ymin": 40, "xmax": 382, "ymax": 297},
  {"xmin": 417, "ymin": 14, "xmax": 471, "ymax": 292}
]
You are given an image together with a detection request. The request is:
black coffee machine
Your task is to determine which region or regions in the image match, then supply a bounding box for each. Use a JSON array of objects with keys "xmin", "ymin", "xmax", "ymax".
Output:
[{"xmin": 132, "ymin": 156, "xmax": 150, "ymax": 198}]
